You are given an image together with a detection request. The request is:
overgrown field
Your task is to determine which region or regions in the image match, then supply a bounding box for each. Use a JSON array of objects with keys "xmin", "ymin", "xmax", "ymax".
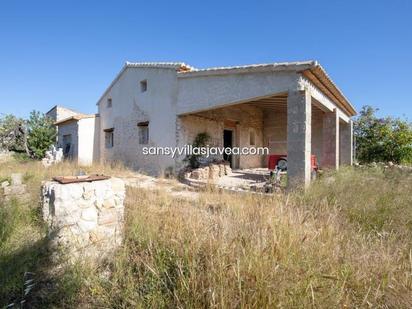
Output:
[{"xmin": 1, "ymin": 157, "xmax": 412, "ymax": 308}]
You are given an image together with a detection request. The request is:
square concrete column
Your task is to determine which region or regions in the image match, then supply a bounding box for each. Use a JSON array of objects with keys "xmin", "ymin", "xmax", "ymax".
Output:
[
  {"xmin": 340, "ymin": 120, "xmax": 353, "ymax": 165},
  {"xmin": 322, "ymin": 109, "xmax": 339, "ymax": 169},
  {"xmin": 287, "ymin": 90, "xmax": 312, "ymax": 188}
]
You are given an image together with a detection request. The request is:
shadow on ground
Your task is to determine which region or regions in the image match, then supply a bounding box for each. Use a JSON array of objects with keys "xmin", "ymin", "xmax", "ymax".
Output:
[{"xmin": 0, "ymin": 226, "xmax": 82, "ymax": 308}]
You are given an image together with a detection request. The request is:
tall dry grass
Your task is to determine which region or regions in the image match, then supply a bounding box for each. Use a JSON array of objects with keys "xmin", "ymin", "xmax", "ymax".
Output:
[
  {"xmin": 1, "ymin": 157, "xmax": 412, "ymax": 307},
  {"xmin": 0, "ymin": 157, "xmax": 135, "ymax": 306},
  {"xmin": 80, "ymin": 167, "xmax": 412, "ymax": 308}
]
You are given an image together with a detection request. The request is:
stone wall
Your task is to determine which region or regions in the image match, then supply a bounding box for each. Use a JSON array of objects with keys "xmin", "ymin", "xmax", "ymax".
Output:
[
  {"xmin": 186, "ymin": 162, "xmax": 232, "ymax": 181},
  {"xmin": 311, "ymin": 107, "xmax": 324, "ymax": 164},
  {"xmin": 41, "ymin": 178, "xmax": 125, "ymax": 260},
  {"xmin": 98, "ymin": 67, "xmax": 179, "ymax": 175},
  {"xmin": 57, "ymin": 120, "xmax": 79, "ymax": 159},
  {"xmin": 263, "ymin": 108, "xmax": 287, "ymax": 155}
]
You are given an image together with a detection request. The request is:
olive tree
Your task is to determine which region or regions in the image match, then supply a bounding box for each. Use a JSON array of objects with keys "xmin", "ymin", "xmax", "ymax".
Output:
[{"xmin": 0, "ymin": 111, "xmax": 56, "ymax": 159}]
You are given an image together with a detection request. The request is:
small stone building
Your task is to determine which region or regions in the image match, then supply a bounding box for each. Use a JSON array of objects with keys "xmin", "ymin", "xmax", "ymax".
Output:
[
  {"xmin": 46, "ymin": 105, "xmax": 100, "ymax": 166},
  {"xmin": 53, "ymin": 114, "xmax": 100, "ymax": 166},
  {"xmin": 46, "ymin": 105, "xmax": 81, "ymax": 123},
  {"xmin": 53, "ymin": 61, "xmax": 357, "ymax": 187}
]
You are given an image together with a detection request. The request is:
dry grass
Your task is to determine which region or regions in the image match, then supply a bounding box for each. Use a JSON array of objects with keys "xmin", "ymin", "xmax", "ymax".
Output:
[
  {"xmin": 0, "ymin": 157, "xmax": 135, "ymax": 307},
  {"xmin": 82, "ymin": 168, "xmax": 412, "ymax": 308},
  {"xmin": 1, "ymin": 157, "xmax": 412, "ymax": 308}
]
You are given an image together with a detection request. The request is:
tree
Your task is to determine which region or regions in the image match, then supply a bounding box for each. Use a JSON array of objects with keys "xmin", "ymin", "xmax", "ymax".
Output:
[
  {"xmin": 0, "ymin": 114, "xmax": 28, "ymax": 154},
  {"xmin": 354, "ymin": 105, "xmax": 412, "ymax": 164},
  {"xmin": 26, "ymin": 111, "xmax": 56, "ymax": 159}
]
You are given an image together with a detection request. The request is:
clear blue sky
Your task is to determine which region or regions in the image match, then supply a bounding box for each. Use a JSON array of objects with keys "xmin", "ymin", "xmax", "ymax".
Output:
[{"xmin": 0, "ymin": 0, "xmax": 411, "ymax": 119}]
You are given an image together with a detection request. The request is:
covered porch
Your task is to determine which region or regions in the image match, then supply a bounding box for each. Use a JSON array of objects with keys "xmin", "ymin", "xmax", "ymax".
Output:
[
  {"xmin": 177, "ymin": 91, "xmax": 353, "ymax": 188},
  {"xmin": 176, "ymin": 62, "xmax": 355, "ymax": 187}
]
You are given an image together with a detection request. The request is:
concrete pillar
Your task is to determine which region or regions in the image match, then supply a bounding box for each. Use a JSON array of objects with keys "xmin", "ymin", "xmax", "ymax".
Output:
[
  {"xmin": 287, "ymin": 90, "xmax": 312, "ymax": 188},
  {"xmin": 322, "ymin": 109, "xmax": 339, "ymax": 169},
  {"xmin": 340, "ymin": 120, "xmax": 353, "ymax": 165}
]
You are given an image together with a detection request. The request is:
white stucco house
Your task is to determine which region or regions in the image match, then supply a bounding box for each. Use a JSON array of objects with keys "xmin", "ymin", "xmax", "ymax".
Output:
[{"xmin": 52, "ymin": 61, "xmax": 356, "ymax": 187}]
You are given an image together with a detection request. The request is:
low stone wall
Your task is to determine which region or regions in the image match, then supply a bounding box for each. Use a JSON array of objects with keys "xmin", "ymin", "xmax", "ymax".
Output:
[
  {"xmin": 41, "ymin": 177, "xmax": 126, "ymax": 260},
  {"xmin": 186, "ymin": 162, "xmax": 232, "ymax": 181}
]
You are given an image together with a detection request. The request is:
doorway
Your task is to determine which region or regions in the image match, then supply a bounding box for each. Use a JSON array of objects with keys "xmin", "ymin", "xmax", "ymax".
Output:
[{"xmin": 223, "ymin": 129, "xmax": 233, "ymax": 167}]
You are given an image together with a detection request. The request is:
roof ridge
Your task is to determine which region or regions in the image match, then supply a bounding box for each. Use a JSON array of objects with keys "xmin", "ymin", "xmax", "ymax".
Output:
[
  {"xmin": 125, "ymin": 61, "xmax": 196, "ymax": 70},
  {"xmin": 185, "ymin": 60, "xmax": 317, "ymax": 73}
]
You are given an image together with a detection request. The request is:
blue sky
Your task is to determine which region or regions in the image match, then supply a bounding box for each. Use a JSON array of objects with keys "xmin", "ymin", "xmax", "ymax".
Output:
[{"xmin": 0, "ymin": 0, "xmax": 411, "ymax": 119}]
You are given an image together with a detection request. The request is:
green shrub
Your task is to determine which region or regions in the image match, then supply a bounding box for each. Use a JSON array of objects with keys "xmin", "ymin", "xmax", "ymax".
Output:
[
  {"xmin": 26, "ymin": 111, "xmax": 56, "ymax": 159},
  {"xmin": 355, "ymin": 105, "xmax": 412, "ymax": 164},
  {"xmin": 185, "ymin": 132, "xmax": 211, "ymax": 168}
]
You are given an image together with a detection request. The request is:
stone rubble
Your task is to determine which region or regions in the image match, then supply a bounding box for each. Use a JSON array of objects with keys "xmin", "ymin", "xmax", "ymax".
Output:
[
  {"xmin": 41, "ymin": 177, "xmax": 126, "ymax": 261},
  {"xmin": 0, "ymin": 151, "xmax": 11, "ymax": 163},
  {"xmin": 0, "ymin": 173, "xmax": 29, "ymax": 202},
  {"xmin": 187, "ymin": 162, "xmax": 232, "ymax": 181},
  {"xmin": 42, "ymin": 145, "xmax": 64, "ymax": 167}
]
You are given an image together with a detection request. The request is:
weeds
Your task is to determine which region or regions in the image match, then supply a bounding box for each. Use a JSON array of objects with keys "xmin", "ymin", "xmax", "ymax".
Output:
[
  {"xmin": 1, "ymin": 158, "xmax": 412, "ymax": 307},
  {"xmin": 79, "ymin": 168, "xmax": 412, "ymax": 308}
]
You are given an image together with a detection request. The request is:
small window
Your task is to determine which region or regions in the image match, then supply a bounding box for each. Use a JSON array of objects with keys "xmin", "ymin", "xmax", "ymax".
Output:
[
  {"xmin": 249, "ymin": 130, "xmax": 255, "ymax": 146},
  {"xmin": 62, "ymin": 134, "xmax": 72, "ymax": 157},
  {"xmin": 138, "ymin": 122, "xmax": 149, "ymax": 144},
  {"xmin": 104, "ymin": 128, "xmax": 114, "ymax": 148},
  {"xmin": 140, "ymin": 80, "xmax": 147, "ymax": 92},
  {"xmin": 107, "ymin": 98, "xmax": 112, "ymax": 108}
]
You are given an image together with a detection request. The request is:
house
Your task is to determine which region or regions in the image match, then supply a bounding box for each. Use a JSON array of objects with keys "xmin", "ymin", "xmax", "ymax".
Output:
[
  {"xmin": 55, "ymin": 61, "xmax": 356, "ymax": 187},
  {"xmin": 47, "ymin": 106, "xmax": 100, "ymax": 166}
]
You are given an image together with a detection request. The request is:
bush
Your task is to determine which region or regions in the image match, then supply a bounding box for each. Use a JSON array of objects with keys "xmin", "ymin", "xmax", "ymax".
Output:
[
  {"xmin": 0, "ymin": 114, "xmax": 26, "ymax": 152},
  {"xmin": 354, "ymin": 105, "xmax": 412, "ymax": 164},
  {"xmin": 26, "ymin": 111, "xmax": 56, "ymax": 159},
  {"xmin": 0, "ymin": 111, "xmax": 56, "ymax": 159},
  {"xmin": 185, "ymin": 132, "xmax": 211, "ymax": 168}
]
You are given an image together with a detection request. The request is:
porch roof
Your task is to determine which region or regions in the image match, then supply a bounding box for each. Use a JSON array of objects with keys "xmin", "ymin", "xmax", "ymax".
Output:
[
  {"xmin": 54, "ymin": 114, "xmax": 96, "ymax": 126},
  {"xmin": 178, "ymin": 60, "xmax": 356, "ymax": 116}
]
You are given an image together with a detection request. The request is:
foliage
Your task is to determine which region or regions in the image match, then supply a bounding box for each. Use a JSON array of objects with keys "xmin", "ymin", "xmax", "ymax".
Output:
[
  {"xmin": 0, "ymin": 111, "xmax": 56, "ymax": 159},
  {"xmin": 26, "ymin": 111, "xmax": 56, "ymax": 159},
  {"xmin": 354, "ymin": 105, "xmax": 412, "ymax": 163},
  {"xmin": 185, "ymin": 132, "xmax": 211, "ymax": 168},
  {"xmin": 0, "ymin": 114, "xmax": 26, "ymax": 152},
  {"xmin": 12, "ymin": 152, "xmax": 31, "ymax": 162}
]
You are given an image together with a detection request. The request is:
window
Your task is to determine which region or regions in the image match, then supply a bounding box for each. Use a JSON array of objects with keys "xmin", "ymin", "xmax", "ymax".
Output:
[
  {"xmin": 104, "ymin": 128, "xmax": 114, "ymax": 148},
  {"xmin": 138, "ymin": 122, "xmax": 149, "ymax": 144},
  {"xmin": 140, "ymin": 80, "xmax": 147, "ymax": 92},
  {"xmin": 249, "ymin": 129, "xmax": 255, "ymax": 146},
  {"xmin": 107, "ymin": 98, "xmax": 112, "ymax": 108},
  {"xmin": 62, "ymin": 134, "xmax": 72, "ymax": 157}
]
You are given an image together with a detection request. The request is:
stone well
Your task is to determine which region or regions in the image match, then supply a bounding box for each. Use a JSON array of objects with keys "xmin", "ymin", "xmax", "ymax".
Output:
[{"xmin": 41, "ymin": 177, "xmax": 126, "ymax": 260}]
